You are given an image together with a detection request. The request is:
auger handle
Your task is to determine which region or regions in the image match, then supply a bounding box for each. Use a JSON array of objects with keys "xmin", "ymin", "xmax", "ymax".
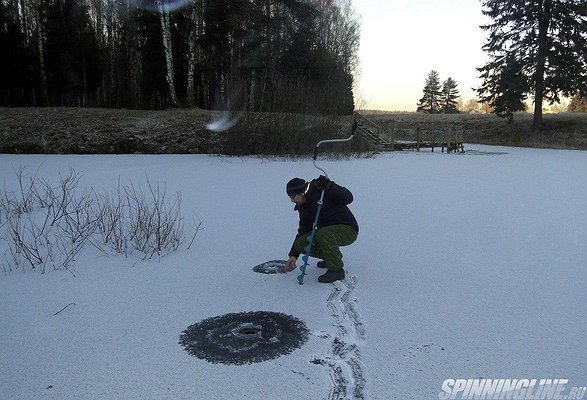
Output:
[
  {"xmin": 312, "ymin": 116, "xmax": 358, "ymax": 160},
  {"xmin": 312, "ymin": 116, "xmax": 358, "ymax": 177}
]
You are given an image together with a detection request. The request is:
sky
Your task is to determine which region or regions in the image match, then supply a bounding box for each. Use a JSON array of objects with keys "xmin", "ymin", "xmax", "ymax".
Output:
[{"xmin": 351, "ymin": 0, "xmax": 491, "ymax": 111}]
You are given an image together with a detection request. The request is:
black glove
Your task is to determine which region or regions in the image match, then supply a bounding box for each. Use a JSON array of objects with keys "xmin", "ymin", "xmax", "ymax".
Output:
[{"xmin": 314, "ymin": 175, "xmax": 332, "ymax": 191}]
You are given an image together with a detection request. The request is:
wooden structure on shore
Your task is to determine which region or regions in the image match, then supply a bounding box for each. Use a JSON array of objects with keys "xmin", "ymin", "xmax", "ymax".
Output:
[{"xmin": 354, "ymin": 112, "xmax": 465, "ymax": 153}]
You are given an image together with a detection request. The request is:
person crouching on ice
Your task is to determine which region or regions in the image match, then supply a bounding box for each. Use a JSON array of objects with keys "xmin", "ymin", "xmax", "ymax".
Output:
[{"xmin": 284, "ymin": 176, "xmax": 359, "ymax": 283}]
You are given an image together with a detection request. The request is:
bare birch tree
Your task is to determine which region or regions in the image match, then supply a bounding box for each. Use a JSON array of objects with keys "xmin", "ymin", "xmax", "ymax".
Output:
[{"xmin": 157, "ymin": 0, "xmax": 179, "ymax": 107}]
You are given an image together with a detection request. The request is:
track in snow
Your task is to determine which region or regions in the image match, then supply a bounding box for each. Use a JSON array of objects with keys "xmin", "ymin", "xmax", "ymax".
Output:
[{"xmin": 312, "ymin": 275, "xmax": 367, "ymax": 399}]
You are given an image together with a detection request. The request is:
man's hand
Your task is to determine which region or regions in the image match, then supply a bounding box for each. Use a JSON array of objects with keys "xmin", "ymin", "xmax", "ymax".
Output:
[
  {"xmin": 284, "ymin": 256, "xmax": 297, "ymax": 272},
  {"xmin": 314, "ymin": 175, "xmax": 331, "ymax": 191}
]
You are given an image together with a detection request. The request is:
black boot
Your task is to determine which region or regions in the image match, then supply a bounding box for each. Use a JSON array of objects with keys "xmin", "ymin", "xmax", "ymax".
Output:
[
  {"xmin": 317, "ymin": 261, "xmax": 327, "ymax": 268},
  {"xmin": 318, "ymin": 269, "xmax": 345, "ymax": 283}
]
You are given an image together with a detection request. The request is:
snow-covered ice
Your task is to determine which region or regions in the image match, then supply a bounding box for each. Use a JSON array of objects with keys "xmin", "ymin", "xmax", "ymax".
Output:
[{"xmin": 1, "ymin": 145, "xmax": 586, "ymax": 399}]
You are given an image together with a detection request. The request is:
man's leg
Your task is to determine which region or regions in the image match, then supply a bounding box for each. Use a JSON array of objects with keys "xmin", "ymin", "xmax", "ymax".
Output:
[
  {"xmin": 293, "ymin": 225, "xmax": 357, "ymax": 269},
  {"xmin": 314, "ymin": 225, "xmax": 357, "ymax": 270}
]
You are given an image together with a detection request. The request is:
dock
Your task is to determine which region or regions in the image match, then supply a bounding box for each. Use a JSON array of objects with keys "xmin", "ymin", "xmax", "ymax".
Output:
[{"xmin": 354, "ymin": 112, "xmax": 465, "ymax": 153}]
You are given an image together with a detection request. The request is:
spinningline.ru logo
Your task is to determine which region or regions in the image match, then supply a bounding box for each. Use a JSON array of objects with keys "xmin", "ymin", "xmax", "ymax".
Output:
[{"xmin": 438, "ymin": 378, "xmax": 586, "ymax": 400}]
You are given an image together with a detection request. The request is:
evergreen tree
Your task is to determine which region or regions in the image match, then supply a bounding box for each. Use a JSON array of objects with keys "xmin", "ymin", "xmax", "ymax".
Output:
[
  {"xmin": 439, "ymin": 77, "xmax": 460, "ymax": 114},
  {"xmin": 477, "ymin": 0, "xmax": 587, "ymax": 129},
  {"xmin": 416, "ymin": 70, "xmax": 441, "ymax": 113},
  {"xmin": 478, "ymin": 53, "xmax": 528, "ymax": 123},
  {"xmin": 0, "ymin": 0, "xmax": 33, "ymax": 106},
  {"xmin": 39, "ymin": 0, "xmax": 103, "ymax": 106}
]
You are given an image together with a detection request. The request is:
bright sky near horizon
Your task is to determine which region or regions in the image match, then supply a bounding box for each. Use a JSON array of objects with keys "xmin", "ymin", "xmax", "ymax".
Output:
[{"xmin": 352, "ymin": 0, "xmax": 490, "ymax": 111}]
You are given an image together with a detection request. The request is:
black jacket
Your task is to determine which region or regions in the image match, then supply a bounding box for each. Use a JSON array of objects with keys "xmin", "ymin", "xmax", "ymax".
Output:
[{"xmin": 289, "ymin": 180, "xmax": 359, "ymax": 258}]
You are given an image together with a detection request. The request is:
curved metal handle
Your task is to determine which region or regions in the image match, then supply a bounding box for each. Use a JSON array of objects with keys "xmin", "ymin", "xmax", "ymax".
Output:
[
  {"xmin": 313, "ymin": 116, "xmax": 358, "ymax": 160},
  {"xmin": 312, "ymin": 116, "xmax": 358, "ymax": 177}
]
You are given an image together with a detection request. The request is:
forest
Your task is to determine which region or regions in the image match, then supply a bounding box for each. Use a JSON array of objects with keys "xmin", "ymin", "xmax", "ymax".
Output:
[{"xmin": 0, "ymin": 0, "xmax": 360, "ymax": 114}]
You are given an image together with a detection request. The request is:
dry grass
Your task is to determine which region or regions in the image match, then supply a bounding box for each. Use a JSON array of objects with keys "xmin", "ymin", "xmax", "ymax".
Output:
[
  {"xmin": 0, "ymin": 107, "xmax": 219, "ymax": 154},
  {"xmin": 0, "ymin": 107, "xmax": 585, "ymax": 154},
  {"xmin": 360, "ymin": 111, "xmax": 587, "ymax": 150}
]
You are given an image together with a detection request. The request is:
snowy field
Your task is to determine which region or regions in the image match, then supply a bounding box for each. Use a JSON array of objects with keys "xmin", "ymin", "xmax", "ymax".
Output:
[{"xmin": 1, "ymin": 145, "xmax": 586, "ymax": 400}]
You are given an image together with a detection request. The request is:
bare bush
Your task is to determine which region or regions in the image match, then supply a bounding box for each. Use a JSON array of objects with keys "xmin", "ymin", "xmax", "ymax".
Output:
[
  {"xmin": 0, "ymin": 167, "xmax": 201, "ymax": 274},
  {"xmin": 5, "ymin": 210, "xmax": 51, "ymax": 272},
  {"xmin": 93, "ymin": 180, "xmax": 129, "ymax": 256},
  {"xmin": 92, "ymin": 179, "xmax": 191, "ymax": 260},
  {"xmin": 0, "ymin": 165, "xmax": 40, "ymax": 218},
  {"xmin": 128, "ymin": 180, "xmax": 184, "ymax": 258},
  {"xmin": 2, "ymin": 168, "xmax": 97, "ymax": 274},
  {"xmin": 220, "ymin": 112, "xmax": 374, "ymax": 156}
]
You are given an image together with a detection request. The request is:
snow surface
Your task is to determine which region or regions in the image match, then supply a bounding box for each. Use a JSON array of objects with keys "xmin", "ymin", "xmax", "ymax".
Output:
[{"xmin": 1, "ymin": 146, "xmax": 586, "ymax": 399}]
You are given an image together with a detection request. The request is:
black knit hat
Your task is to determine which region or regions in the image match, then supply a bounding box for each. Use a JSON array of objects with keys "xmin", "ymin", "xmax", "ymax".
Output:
[{"xmin": 286, "ymin": 178, "xmax": 307, "ymax": 197}]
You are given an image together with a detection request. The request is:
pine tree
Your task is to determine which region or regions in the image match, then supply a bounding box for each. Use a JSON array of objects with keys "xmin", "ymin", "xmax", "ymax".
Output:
[
  {"xmin": 439, "ymin": 77, "xmax": 460, "ymax": 114},
  {"xmin": 0, "ymin": 0, "xmax": 33, "ymax": 106},
  {"xmin": 477, "ymin": 0, "xmax": 587, "ymax": 129},
  {"xmin": 478, "ymin": 54, "xmax": 528, "ymax": 123},
  {"xmin": 416, "ymin": 70, "xmax": 441, "ymax": 113},
  {"xmin": 40, "ymin": 0, "xmax": 103, "ymax": 106}
]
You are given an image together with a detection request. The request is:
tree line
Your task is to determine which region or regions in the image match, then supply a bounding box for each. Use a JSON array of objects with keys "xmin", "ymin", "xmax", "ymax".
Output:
[
  {"xmin": 417, "ymin": 1, "xmax": 585, "ymax": 123},
  {"xmin": 0, "ymin": 0, "xmax": 360, "ymax": 114}
]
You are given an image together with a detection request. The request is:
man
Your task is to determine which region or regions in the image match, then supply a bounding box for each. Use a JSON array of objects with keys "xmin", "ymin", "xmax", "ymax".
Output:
[{"xmin": 284, "ymin": 176, "xmax": 359, "ymax": 283}]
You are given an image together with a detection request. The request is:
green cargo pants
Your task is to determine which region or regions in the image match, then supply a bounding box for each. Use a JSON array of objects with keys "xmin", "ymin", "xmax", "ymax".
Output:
[{"xmin": 293, "ymin": 224, "xmax": 358, "ymax": 270}]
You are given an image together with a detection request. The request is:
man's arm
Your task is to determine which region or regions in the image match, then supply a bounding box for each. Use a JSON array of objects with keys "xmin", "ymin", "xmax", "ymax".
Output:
[{"xmin": 325, "ymin": 183, "xmax": 353, "ymax": 205}]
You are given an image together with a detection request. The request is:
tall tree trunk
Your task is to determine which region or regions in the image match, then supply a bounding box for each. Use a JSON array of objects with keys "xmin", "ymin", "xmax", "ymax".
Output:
[
  {"xmin": 104, "ymin": 0, "xmax": 116, "ymax": 107},
  {"xmin": 35, "ymin": 10, "xmax": 49, "ymax": 106},
  {"xmin": 94, "ymin": 0, "xmax": 103, "ymax": 47},
  {"xmin": 533, "ymin": 0, "xmax": 552, "ymax": 130},
  {"xmin": 19, "ymin": 0, "xmax": 29, "ymax": 42},
  {"xmin": 186, "ymin": 40, "xmax": 197, "ymax": 107},
  {"xmin": 127, "ymin": 12, "xmax": 140, "ymax": 109},
  {"xmin": 258, "ymin": 0, "xmax": 272, "ymax": 111},
  {"xmin": 186, "ymin": 3, "xmax": 201, "ymax": 107},
  {"xmin": 158, "ymin": 2, "xmax": 180, "ymax": 107}
]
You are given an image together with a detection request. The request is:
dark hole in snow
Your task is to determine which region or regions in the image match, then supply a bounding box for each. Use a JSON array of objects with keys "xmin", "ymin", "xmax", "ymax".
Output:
[
  {"xmin": 253, "ymin": 260, "xmax": 290, "ymax": 274},
  {"xmin": 179, "ymin": 311, "xmax": 309, "ymax": 365},
  {"xmin": 240, "ymin": 327, "xmax": 260, "ymax": 335}
]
